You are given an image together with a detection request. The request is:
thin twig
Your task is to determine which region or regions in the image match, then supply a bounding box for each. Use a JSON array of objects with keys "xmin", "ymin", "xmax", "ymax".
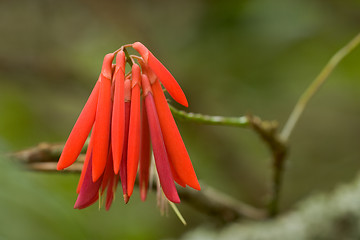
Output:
[
  {"xmin": 9, "ymin": 142, "xmax": 266, "ymax": 222},
  {"xmin": 265, "ymin": 32, "xmax": 360, "ymax": 217},
  {"xmin": 280, "ymin": 33, "xmax": 360, "ymax": 141}
]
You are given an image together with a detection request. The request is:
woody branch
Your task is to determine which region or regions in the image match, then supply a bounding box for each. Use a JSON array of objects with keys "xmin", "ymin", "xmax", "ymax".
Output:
[{"xmin": 10, "ymin": 142, "xmax": 266, "ymax": 222}]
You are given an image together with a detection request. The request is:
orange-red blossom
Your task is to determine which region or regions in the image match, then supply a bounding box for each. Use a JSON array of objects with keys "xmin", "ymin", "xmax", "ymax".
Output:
[{"xmin": 57, "ymin": 42, "xmax": 200, "ymax": 210}]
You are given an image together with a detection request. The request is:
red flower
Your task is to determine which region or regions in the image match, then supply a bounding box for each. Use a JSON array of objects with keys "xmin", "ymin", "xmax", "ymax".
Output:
[{"xmin": 57, "ymin": 43, "xmax": 200, "ymax": 210}]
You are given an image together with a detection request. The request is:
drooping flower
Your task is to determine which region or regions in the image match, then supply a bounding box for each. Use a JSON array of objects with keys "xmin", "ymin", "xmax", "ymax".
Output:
[{"xmin": 57, "ymin": 43, "xmax": 200, "ymax": 210}]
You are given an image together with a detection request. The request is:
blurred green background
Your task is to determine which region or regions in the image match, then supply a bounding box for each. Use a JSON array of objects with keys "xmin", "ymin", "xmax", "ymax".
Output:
[{"xmin": 1, "ymin": 0, "xmax": 360, "ymax": 239}]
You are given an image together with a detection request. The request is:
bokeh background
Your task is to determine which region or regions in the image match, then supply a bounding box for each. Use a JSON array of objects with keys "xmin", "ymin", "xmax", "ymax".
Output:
[{"xmin": 1, "ymin": 0, "xmax": 360, "ymax": 239}]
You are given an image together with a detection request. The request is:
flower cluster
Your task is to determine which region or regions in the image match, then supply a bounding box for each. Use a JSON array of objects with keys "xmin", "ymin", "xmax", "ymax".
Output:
[{"xmin": 57, "ymin": 42, "xmax": 200, "ymax": 210}]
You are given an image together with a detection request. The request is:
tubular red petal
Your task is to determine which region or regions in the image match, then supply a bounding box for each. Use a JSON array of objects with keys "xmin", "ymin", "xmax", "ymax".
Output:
[
  {"xmin": 75, "ymin": 194, "xmax": 99, "ymax": 210},
  {"xmin": 92, "ymin": 54, "xmax": 114, "ymax": 182},
  {"xmin": 152, "ymin": 80, "xmax": 200, "ymax": 190},
  {"xmin": 132, "ymin": 42, "xmax": 188, "ymax": 107},
  {"xmin": 77, "ymin": 157, "xmax": 90, "ymax": 194},
  {"xmin": 57, "ymin": 79, "xmax": 100, "ymax": 170},
  {"xmin": 120, "ymin": 100, "xmax": 131, "ymax": 203},
  {"xmin": 74, "ymin": 155, "xmax": 103, "ymax": 209},
  {"xmin": 105, "ymin": 174, "xmax": 116, "ymax": 211},
  {"xmin": 145, "ymin": 93, "xmax": 180, "ymax": 203},
  {"xmin": 102, "ymin": 146, "xmax": 117, "ymax": 210},
  {"xmin": 76, "ymin": 133, "xmax": 94, "ymax": 194},
  {"xmin": 101, "ymin": 144, "xmax": 114, "ymax": 194},
  {"xmin": 139, "ymin": 98, "xmax": 151, "ymax": 201},
  {"xmin": 127, "ymin": 64, "xmax": 141, "ymax": 197},
  {"xmin": 141, "ymin": 73, "xmax": 152, "ymax": 96},
  {"xmin": 112, "ymin": 51, "xmax": 126, "ymax": 174},
  {"xmin": 124, "ymin": 77, "xmax": 132, "ymax": 102}
]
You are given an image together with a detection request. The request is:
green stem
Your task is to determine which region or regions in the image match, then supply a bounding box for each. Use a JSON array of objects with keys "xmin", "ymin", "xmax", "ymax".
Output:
[
  {"xmin": 123, "ymin": 48, "xmax": 133, "ymax": 67},
  {"xmin": 280, "ymin": 33, "xmax": 360, "ymax": 141},
  {"xmin": 169, "ymin": 105, "xmax": 250, "ymax": 128}
]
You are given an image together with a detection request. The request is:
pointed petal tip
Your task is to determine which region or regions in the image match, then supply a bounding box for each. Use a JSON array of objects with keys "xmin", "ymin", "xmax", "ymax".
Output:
[
  {"xmin": 183, "ymin": 177, "xmax": 201, "ymax": 190},
  {"xmin": 147, "ymin": 56, "xmax": 188, "ymax": 107},
  {"xmin": 92, "ymin": 170, "xmax": 102, "ymax": 183},
  {"xmin": 56, "ymin": 163, "xmax": 63, "ymax": 171},
  {"xmin": 73, "ymin": 202, "xmax": 80, "ymax": 209},
  {"xmin": 113, "ymin": 167, "xmax": 120, "ymax": 175},
  {"xmin": 56, "ymin": 151, "xmax": 76, "ymax": 171},
  {"xmin": 182, "ymin": 99, "xmax": 189, "ymax": 108},
  {"xmin": 140, "ymin": 185, "xmax": 147, "ymax": 202},
  {"xmin": 123, "ymin": 194, "xmax": 130, "ymax": 204},
  {"xmin": 168, "ymin": 195, "xmax": 180, "ymax": 204},
  {"xmin": 105, "ymin": 194, "xmax": 114, "ymax": 211},
  {"xmin": 180, "ymin": 178, "xmax": 200, "ymax": 191},
  {"xmin": 190, "ymin": 181, "xmax": 201, "ymax": 191},
  {"xmin": 105, "ymin": 203, "xmax": 112, "ymax": 211},
  {"xmin": 74, "ymin": 196, "xmax": 88, "ymax": 209}
]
